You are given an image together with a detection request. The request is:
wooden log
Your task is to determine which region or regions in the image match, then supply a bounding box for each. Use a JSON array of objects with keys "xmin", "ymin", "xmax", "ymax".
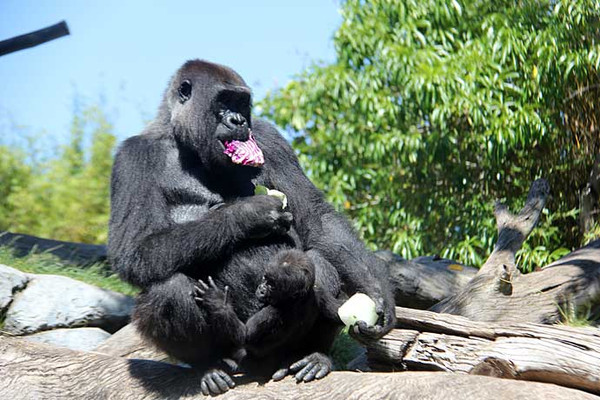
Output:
[
  {"xmin": 0, "ymin": 336, "xmax": 595, "ymax": 400},
  {"xmin": 93, "ymin": 323, "xmax": 173, "ymax": 363},
  {"xmin": 0, "ymin": 21, "xmax": 70, "ymax": 57},
  {"xmin": 0, "ymin": 231, "xmax": 107, "ymax": 266},
  {"xmin": 367, "ymin": 307, "xmax": 600, "ymax": 395},
  {"xmin": 376, "ymin": 250, "xmax": 477, "ymax": 309},
  {"xmin": 430, "ymin": 179, "xmax": 600, "ymax": 324}
]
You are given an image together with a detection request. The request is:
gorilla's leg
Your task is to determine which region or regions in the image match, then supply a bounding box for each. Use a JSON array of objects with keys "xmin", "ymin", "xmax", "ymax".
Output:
[{"xmin": 132, "ymin": 273, "xmax": 235, "ymax": 395}]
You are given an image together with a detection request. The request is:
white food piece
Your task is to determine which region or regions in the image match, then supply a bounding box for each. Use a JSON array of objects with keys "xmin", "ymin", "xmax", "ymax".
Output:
[
  {"xmin": 337, "ymin": 293, "xmax": 378, "ymax": 327},
  {"xmin": 266, "ymin": 189, "xmax": 287, "ymax": 209}
]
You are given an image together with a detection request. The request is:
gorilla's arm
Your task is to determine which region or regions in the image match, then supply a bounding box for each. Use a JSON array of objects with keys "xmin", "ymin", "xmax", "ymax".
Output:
[
  {"xmin": 255, "ymin": 120, "xmax": 396, "ymax": 337},
  {"xmin": 108, "ymin": 135, "xmax": 290, "ymax": 288}
]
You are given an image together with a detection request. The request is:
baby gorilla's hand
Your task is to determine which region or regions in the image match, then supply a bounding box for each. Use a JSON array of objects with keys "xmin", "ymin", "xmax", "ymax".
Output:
[{"xmin": 194, "ymin": 276, "xmax": 230, "ymax": 315}]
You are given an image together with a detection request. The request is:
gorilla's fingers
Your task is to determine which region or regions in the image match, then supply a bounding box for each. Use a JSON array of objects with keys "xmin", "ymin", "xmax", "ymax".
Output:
[
  {"xmin": 205, "ymin": 374, "xmax": 220, "ymax": 395},
  {"xmin": 207, "ymin": 276, "xmax": 217, "ymax": 288},
  {"xmin": 217, "ymin": 370, "xmax": 235, "ymax": 388},
  {"xmin": 211, "ymin": 373, "xmax": 231, "ymax": 393},
  {"xmin": 272, "ymin": 367, "xmax": 289, "ymax": 381},
  {"xmin": 349, "ymin": 320, "xmax": 383, "ymax": 343},
  {"xmin": 302, "ymin": 363, "xmax": 322, "ymax": 382},
  {"xmin": 194, "ymin": 296, "xmax": 203, "ymax": 304},
  {"xmin": 196, "ymin": 279, "xmax": 209, "ymax": 291},
  {"xmin": 289, "ymin": 357, "xmax": 309, "ymax": 372},
  {"xmin": 315, "ymin": 364, "xmax": 330, "ymax": 380},
  {"xmin": 294, "ymin": 363, "xmax": 315, "ymax": 382},
  {"xmin": 193, "ymin": 286, "xmax": 205, "ymax": 297},
  {"xmin": 200, "ymin": 380, "xmax": 209, "ymax": 396},
  {"xmin": 223, "ymin": 285, "xmax": 229, "ymax": 304}
]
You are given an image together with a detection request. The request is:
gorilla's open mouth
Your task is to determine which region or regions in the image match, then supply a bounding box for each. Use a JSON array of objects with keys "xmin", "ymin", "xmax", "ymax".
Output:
[{"xmin": 222, "ymin": 131, "xmax": 265, "ymax": 167}]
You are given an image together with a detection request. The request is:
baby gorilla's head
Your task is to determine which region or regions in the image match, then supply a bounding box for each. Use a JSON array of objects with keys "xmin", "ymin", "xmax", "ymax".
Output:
[{"xmin": 256, "ymin": 249, "xmax": 315, "ymax": 305}]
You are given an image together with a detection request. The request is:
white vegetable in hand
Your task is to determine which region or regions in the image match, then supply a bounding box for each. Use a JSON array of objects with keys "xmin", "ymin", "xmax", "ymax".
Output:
[
  {"xmin": 337, "ymin": 293, "xmax": 378, "ymax": 327},
  {"xmin": 254, "ymin": 185, "xmax": 287, "ymax": 209}
]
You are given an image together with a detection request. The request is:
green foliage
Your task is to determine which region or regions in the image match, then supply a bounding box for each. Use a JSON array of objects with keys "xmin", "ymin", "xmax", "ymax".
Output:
[
  {"xmin": 0, "ymin": 246, "xmax": 137, "ymax": 296},
  {"xmin": 260, "ymin": 0, "xmax": 600, "ymax": 267},
  {"xmin": 558, "ymin": 300, "xmax": 599, "ymax": 327},
  {"xmin": 0, "ymin": 106, "xmax": 116, "ymax": 244},
  {"xmin": 330, "ymin": 327, "xmax": 364, "ymax": 369}
]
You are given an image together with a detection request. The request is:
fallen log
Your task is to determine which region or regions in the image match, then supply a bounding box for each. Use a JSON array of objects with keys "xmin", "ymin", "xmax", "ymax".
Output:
[
  {"xmin": 430, "ymin": 179, "xmax": 600, "ymax": 324},
  {"xmin": 367, "ymin": 307, "xmax": 600, "ymax": 395},
  {"xmin": 376, "ymin": 250, "xmax": 477, "ymax": 309},
  {"xmin": 0, "ymin": 336, "xmax": 596, "ymax": 400},
  {"xmin": 0, "ymin": 231, "xmax": 107, "ymax": 266}
]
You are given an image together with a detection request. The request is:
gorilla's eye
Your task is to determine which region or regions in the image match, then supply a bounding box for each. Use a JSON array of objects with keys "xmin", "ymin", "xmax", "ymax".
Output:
[{"xmin": 178, "ymin": 80, "xmax": 192, "ymax": 103}]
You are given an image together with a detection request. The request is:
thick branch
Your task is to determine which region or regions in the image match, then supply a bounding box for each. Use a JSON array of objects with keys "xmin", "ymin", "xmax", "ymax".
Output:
[
  {"xmin": 0, "ymin": 21, "xmax": 69, "ymax": 57},
  {"xmin": 376, "ymin": 250, "xmax": 477, "ymax": 309},
  {"xmin": 428, "ymin": 179, "xmax": 600, "ymax": 323},
  {"xmin": 0, "ymin": 337, "xmax": 595, "ymax": 399},
  {"xmin": 0, "ymin": 231, "xmax": 107, "ymax": 266},
  {"xmin": 368, "ymin": 307, "xmax": 600, "ymax": 395}
]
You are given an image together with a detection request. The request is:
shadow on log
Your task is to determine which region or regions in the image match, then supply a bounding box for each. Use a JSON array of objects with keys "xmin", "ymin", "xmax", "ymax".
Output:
[
  {"xmin": 0, "ymin": 336, "xmax": 596, "ymax": 399},
  {"xmin": 376, "ymin": 250, "xmax": 478, "ymax": 309}
]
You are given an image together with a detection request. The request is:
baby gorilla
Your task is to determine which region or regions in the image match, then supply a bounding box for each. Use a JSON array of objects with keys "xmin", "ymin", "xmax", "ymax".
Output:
[{"xmin": 194, "ymin": 249, "xmax": 331, "ymax": 389}]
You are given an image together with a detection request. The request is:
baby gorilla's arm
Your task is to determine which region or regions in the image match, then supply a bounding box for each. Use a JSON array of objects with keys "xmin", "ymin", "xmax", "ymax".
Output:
[{"xmin": 194, "ymin": 277, "xmax": 246, "ymax": 347}]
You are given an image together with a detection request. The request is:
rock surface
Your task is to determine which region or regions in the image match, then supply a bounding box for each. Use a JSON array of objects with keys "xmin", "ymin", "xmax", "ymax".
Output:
[
  {"xmin": 0, "ymin": 264, "xmax": 29, "ymax": 313},
  {"xmin": 23, "ymin": 327, "xmax": 111, "ymax": 352},
  {"xmin": 3, "ymin": 274, "xmax": 134, "ymax": 334}
]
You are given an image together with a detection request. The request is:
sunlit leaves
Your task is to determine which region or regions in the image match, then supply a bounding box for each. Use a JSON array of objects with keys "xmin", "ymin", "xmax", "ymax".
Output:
[{"xmin": 261, "ymin": 0, "xmax": 600, "ymax": 267}]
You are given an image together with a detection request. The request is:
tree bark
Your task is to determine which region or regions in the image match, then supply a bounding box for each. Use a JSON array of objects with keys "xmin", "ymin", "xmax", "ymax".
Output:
[
  {"xmin": 376, "ymin": 250, "xmax": 477, "ymax": 309},
  {"xmin": 0, "ymin": 336, "xmax": 596, "ymax": 400},
  {"xmin": 0, "ymin": 21, "xmax": 69, "ymax": 57},
  {"xmin": 430, "ymin": 179, "xmax": 600, "ymax": 324},
  {"xmin": 367, "ymin": 307, "xmax": 600, "ymax": 395}
]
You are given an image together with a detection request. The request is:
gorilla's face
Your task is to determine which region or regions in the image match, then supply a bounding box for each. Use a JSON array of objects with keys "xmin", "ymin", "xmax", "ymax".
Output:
[
  {"xmin": 168, "ymin": 60, "xmax": 256, "ymax": 170},
  {"xmin": 256, "ymin": 255, "xmax": 316, "ymax": 305}
]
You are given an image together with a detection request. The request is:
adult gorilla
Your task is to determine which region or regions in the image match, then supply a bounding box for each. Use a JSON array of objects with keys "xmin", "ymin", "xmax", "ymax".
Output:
[{"xmin": 108, "ymin": 60, "xmax": 395, "ymax": 395}]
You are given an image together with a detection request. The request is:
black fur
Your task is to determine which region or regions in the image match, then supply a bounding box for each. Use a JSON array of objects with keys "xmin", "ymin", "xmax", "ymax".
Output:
[{"xmin": 108, "ymin": 59, "xmax": 396, "ymax": 395}]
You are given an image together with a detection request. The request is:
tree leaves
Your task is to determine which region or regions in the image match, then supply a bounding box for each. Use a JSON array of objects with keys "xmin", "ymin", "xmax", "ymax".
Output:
[{"xmin": 260, "ymin": 0, "xmax": 600, "ymax": 269}]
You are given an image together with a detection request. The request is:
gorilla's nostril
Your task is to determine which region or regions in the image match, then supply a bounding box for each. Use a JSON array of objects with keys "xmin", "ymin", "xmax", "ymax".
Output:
[{"xmin": 227, "ymin": 113, "xmax": 246, "ymax": 127}]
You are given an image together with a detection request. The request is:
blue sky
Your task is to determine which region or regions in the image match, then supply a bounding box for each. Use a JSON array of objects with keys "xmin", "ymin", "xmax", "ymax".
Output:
[{"xmin": 0, "ymin": 1, "xmax": 341, "ymax": 147}]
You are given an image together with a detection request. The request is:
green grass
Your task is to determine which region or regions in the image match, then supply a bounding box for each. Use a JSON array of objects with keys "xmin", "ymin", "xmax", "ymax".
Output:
[
  {"xmin": 558, "ymin": 301, "xmax": 598, "ymax": 328},
  {"xmin": 330, "ymin": 328, "xmax": 364, "ymax": 370},
  {"xmin": 0, "ymin": 245, "xmax": 138, "ymax": 296}
]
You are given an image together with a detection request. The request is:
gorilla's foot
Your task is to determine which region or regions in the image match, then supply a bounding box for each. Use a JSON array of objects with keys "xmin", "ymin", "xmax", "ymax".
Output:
[
  {"xmin": 199, "ymin": 368, "xmax": 235, "ymax": 396},
  {"xmin": 288, "ymin": 352, "xmax": 333, "ymax": 383}
]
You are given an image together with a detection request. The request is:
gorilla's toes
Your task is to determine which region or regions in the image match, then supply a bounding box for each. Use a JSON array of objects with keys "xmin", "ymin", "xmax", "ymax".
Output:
[
  {"xmin": 199, "ymin": 368, "xmax": 235, "ymax": 396},
  {"xmin": 289, "ymin": 352, "xmax": 332, "ymax": 383},
  {"xmin": 271, "ymin": 367, "xmax": 289, "ymax": 382}
]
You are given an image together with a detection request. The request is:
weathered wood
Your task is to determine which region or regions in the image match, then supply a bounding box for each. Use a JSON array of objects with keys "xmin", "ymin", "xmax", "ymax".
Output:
[
  {"xmin": 430, "ymin": 179, "xmax": 600, "ymax": 324},
  {"xmin": 0, "ymin": 337, "xmax": 596, "ymax": 400},
  {"xmin": 0, "ymin": 21, "xmax": 69, "ymax": 57},
  {"xmin": 93, "ymin": 323, "xmax": 173, "ymax": 363},
  {"xmin": 367, "ymin": 307, "xmax": 600, "ymax": 395},
  {"xmin": 0, "ymin": 231, "xmax": 107, "ymax": 266},
  {"xmin": 376, "ymin": 250, "xmax": 477, "ymax": 309}
]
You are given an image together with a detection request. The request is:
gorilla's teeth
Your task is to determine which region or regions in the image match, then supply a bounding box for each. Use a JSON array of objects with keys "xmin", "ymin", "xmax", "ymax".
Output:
[{"xmin": 223, "ymin": 131, "xmax": 265, "ymax": 167}]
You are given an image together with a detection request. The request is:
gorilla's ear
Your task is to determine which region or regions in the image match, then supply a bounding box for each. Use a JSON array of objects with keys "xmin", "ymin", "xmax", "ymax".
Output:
[{"xmin": 178, "ymin": 80, "xmax": 192, "ymax": 103}]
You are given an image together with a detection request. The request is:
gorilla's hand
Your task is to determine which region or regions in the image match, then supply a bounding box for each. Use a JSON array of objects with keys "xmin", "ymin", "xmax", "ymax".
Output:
[
  {"xmin": 194, "ymin": 276, "xmax": 231, "ymax": 315},
  {"xmin": 237, "ymin": 195, "xmax": 293, "ymax": 239},
  {"xmin": 272, "ymin": 352, "xmax": 332, "ymax": 383},
  {"xmin": 199, "ymin": 368, "xmax": 236, "ymax": 396},
  {"xmin": 348, "ymin": 294, "xmax": 396, "ymax": 344}
]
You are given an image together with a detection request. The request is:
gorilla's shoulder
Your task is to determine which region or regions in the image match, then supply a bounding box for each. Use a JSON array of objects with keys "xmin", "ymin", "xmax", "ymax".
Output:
[
  {"xmin": 115, "ymin": 131, "xmax": 173, "ymax": 170},
  {"xmin": 253, "ymin": 119, "xmax": 297, "ymax": 161}
]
